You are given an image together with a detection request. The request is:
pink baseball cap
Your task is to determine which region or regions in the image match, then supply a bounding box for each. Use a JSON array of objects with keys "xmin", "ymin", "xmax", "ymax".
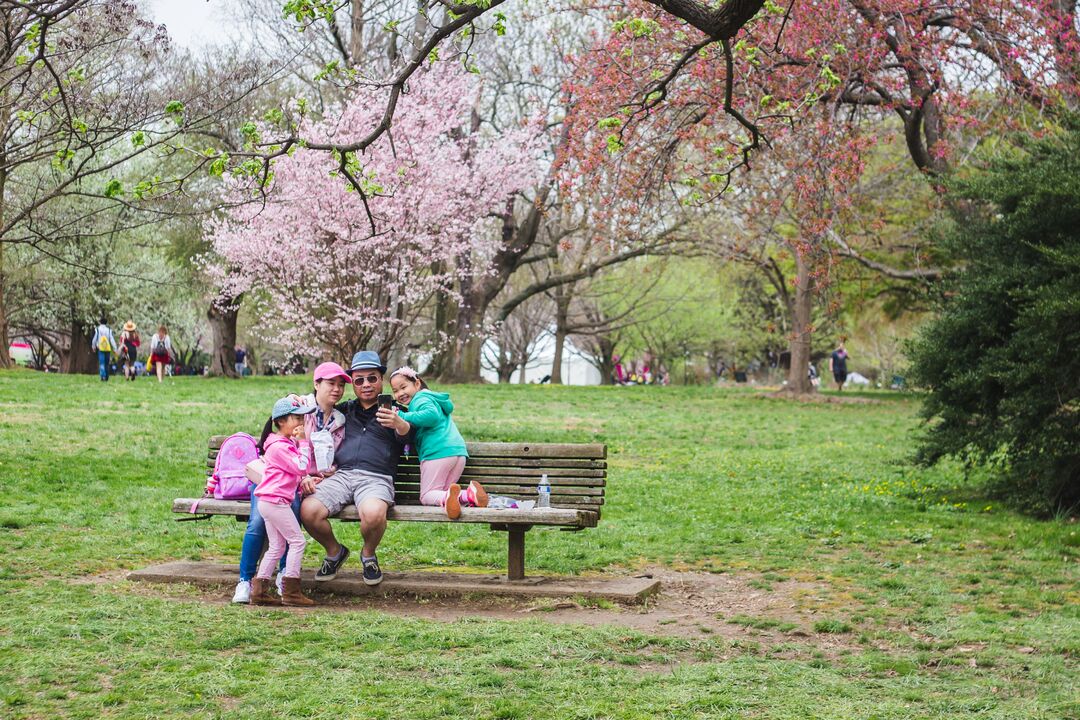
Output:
[{"xmin": 313, "ymin": 361, "xmax": 351, "ymax": 383}]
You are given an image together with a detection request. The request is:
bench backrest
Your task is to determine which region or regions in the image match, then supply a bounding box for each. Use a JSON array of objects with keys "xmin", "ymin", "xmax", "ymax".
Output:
[{"xmin": 206, "ymin": 436, "xmax": 606, "ymax": 518}]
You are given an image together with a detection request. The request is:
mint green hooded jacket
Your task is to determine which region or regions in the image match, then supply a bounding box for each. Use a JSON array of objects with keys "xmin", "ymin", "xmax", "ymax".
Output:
[{"xmin": 398, "ymin": 389, "xmax": 468, "ymax": 462}]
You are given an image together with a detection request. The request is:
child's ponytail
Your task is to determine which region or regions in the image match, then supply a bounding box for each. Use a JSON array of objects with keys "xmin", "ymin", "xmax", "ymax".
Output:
[{"xmin": 256, "ymin": 416, "xmax": 274, "ymax": 455}]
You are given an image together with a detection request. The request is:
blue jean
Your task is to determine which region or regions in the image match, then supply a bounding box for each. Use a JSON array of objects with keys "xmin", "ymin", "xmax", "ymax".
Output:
[
  {"xmin": 97, "ymin": 351, "xmax": 110, "ymax": 381},
  {"xmin": 238, "ymin": 483, "xmax": 302, "ymax": 581}
]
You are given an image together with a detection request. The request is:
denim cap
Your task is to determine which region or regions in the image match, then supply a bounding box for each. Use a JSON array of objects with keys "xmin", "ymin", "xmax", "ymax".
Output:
[
  {"xmin": 272, "ymin": 396, "xmax": 318, "ymax": 420},
  {"xmin": 349, "ymin": 350, "xmax": 386, "ymax": 374}
]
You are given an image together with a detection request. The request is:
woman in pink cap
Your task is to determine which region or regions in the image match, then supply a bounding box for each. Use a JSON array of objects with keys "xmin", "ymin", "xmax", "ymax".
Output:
[
  {"xmin": 301, "ymin": 362, "xmax": 351, "ymax": 475},
  {"xmin": 230, "ymin": 361, "xmax": 351, "ymax": 604}
]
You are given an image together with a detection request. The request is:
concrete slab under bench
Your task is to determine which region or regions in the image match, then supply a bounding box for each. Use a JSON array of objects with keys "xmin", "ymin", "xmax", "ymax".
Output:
[{"xmin": 128, "ymin": 561, "xmax": 661, "ymax": 604}]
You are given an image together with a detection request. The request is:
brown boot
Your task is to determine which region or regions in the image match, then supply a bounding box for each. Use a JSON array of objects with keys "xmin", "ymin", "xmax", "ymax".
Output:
[
  {"xmin": 249, "ymin": 577, "xmax": 280, "ymax": 606},
  {"xmin": 280, "ymin": 576, "xmax": 316, "ymax": 607}
]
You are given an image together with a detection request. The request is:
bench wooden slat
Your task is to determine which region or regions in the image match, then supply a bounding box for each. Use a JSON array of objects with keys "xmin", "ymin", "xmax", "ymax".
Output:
[
  {"xmin": 465, "ymin": 442, "xmax": 606, "ymax": 459},
  {"xmin": 208, "ymin": 437, "xmax": 606, "ymax": 460},
  {"xmin": 394, "ymin": 482, "xmax": 605, "ymax": 496},
  {"xmin": 396, "ymin": 490, "xmax": 604, "ymax": 503},
  {"xmin": 397, "ymin": 466, "xmax": 606, "ymax": 479},
  {"xmin": 173, "ymin": 498, "xmax": 598, "ymax": 528},
  {"xmin": 395, "ymin": 493, "xmax": 603, "ymax": 506},
  {"xmin": 208, "ymin": 450, "xmax": 607, "ymax": 471},
  {"xmin": 207, "ymin": 458, "xmax": 608, "ymax": 481}
]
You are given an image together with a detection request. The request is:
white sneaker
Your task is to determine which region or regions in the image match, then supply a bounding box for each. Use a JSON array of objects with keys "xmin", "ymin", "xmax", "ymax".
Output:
[
  {"xmin": 232, "ymin": 580, "xmax": 251, "ymax": 603},
  {"xmin": 275, "ymin": 574, "xmax": 284, "ymax": 597}
]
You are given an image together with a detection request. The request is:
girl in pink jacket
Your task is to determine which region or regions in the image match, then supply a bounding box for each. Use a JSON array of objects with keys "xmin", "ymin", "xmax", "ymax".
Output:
[{"xmin": 250, "ymin": 397, "xmax": 318, "ymax": 607}]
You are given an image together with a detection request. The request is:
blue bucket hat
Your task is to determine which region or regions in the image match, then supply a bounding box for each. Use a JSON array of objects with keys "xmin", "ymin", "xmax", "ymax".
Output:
[
  {"xmin": 350, "ymin": 350, "xmax": 387, "ymax": 374},
  {"xmin": 271, "ymin": 396, "xmax": 318, "ymax": 420}
]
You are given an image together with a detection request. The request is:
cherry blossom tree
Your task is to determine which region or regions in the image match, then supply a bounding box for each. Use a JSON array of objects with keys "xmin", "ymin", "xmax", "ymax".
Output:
[
  {"xmin": 555, "ymin": 0, "xmax": 1079, "ymax": 392},
  {"xmin": 204, "ymin": 63, "xmax": 541, "ymax": 359}
]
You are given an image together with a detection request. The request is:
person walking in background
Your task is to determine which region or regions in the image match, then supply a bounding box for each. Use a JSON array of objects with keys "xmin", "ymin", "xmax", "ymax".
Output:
[
  {"xmin": 148, "ymin": 325, "xmax": 173, "ymax": 383},
  {"xmin": 91, "ymin": 317, "xmax": 117, "ymax": 382},
  {"xmin": 235, "ymin": 345, "xmax": 247, "ymax": 377},
  {"xmin": 119, "ymin": 321, "xmax": 140, "ymax": 381},
  {"xmin": 830, "ymin": 339, "xmax": 849, "ymax": 392},
  {"xmin": 612, "ymin": 355, "xmax": 628, "ymax": 385}
]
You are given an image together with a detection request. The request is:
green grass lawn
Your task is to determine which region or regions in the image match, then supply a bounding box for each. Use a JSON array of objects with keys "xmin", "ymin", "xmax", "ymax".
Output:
[{"xmin": 1, "ymin": 371, "xmax": 1076, "ymax": 719}]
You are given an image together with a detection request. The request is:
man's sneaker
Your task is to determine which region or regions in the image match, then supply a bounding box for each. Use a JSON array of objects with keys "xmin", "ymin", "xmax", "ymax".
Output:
[
  {"xmin": 275, "ymin": 573, "xmax": 284, "ymax": 597},
  {"xmin": 314, "ymin": 545, "xmax": 350, "ymax": 582},
  {"xmin": 362, "ymin": 556, "xmax": 383, "ymax": 586},
  {"xmin": 231, "ymin": 580, "xmax": 251, "ymax": 603}
]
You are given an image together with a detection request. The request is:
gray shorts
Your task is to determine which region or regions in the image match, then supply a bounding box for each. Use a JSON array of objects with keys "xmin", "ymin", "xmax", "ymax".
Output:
[{"xmin": 312, "ymin": 468, "xmax": 394, "ymax": 516}]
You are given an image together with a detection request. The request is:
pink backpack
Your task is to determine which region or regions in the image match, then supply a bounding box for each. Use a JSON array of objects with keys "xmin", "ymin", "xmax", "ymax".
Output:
[{"xmin": 207, "ymin": 433, "xmax": 259, "ymax": 500}]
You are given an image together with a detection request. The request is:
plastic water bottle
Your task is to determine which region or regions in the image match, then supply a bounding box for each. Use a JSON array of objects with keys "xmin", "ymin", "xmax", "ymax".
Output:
[{"xmin": 537, "ymin": 473, "xmax": 551, "ymax": 508}]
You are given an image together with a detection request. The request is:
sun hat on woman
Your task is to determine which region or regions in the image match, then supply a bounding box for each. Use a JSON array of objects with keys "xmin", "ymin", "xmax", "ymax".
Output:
[{"xmin": 123, "ymin": 321, "xmax": 137, "ymax": 332}]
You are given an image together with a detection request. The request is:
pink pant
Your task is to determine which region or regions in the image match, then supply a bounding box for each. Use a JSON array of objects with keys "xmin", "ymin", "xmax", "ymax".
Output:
[
  {"xmin": 256, "ymin": 500, "xmax": 306, "ymax": 579},
  {"xmin": 419, "ymin": 456, "xmax": 466, "ymax": 507}
]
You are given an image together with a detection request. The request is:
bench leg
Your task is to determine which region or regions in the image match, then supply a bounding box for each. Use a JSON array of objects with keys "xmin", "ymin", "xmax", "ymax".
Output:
[{"xmin": 507, "ymin": 527, "xmax": 526, "ymax": 581}]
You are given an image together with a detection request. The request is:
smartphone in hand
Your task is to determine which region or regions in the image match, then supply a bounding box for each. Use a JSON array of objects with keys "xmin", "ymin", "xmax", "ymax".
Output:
[{"xmin": 377, "ymin": 393, "xmax": 394, "ymax": 409}]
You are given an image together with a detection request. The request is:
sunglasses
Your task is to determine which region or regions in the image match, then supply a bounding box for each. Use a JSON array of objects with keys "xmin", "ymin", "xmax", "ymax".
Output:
[{"xmin": 352, "ymin": 374, "xmax": 381, "ymax": 386}]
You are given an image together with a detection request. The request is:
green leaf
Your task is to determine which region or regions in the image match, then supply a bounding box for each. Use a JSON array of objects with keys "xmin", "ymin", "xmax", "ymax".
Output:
[
  {"xmin": 165, "ymin": 101, "xmax": 185, "ymax": 122},
  {"xmin": 208, "ymin": 153, "xmax": 229, "ymax": 178}
]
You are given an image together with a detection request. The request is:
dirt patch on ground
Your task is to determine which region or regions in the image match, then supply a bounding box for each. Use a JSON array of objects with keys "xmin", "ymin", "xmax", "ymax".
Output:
[
  {"xmin": 111, "ymin": 566, "xmax": 860, "ymax": 656},
  {"xmin": 762, "ymin": 391, "xmax": 880, "ymax": 404}
]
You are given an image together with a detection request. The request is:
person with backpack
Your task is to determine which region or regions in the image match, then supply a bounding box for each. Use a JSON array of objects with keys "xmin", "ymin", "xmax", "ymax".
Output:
[
  {"xmin": 231, "ymin": 362, "xmax": 349, "ymax": 603},
  {"xmin": 91, "ymin": 317, "xmax": 118, "ymax": 382},
  {"xmin": 830, "ymin": 339, "xmax": 850, "ymax": 392},
  {"xmin": 234, "ymin": 345, "xmax": 247, "ymax": 377},
  {"xmin": 249, "ymin": 397, "xmax": 318, "ymax": 606},
  {"xmin": 148, "ymin": 325, "xmax": 172, "ymax": 383},
  {"xmin": 119, "ymin": 321, "xmax": 140, "ymax": 381}
]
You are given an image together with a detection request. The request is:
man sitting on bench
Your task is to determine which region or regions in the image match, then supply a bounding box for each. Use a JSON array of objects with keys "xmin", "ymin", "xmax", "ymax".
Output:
[{"xmin": 299, "ymin": 350, "xmax": 412, "ymax": 586}]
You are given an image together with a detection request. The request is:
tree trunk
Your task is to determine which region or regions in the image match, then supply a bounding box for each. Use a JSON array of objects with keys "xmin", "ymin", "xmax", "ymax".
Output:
[
  {"xmin": 550, "ymin": 287, "xmax": 569, "ymax": 385},
  {"xmin": 455, "ymin": 332, "xmax": 483, "ymax": 384},
  {"xmin": 594, "ymin": 337, "xmax": 616, "ymax": 385},
  {"xmin": 207, "ymin": 292, "xmax": 240, "ymax": 378},
  {"xmin": 0, "ymin": 164, "xmax": 8, "ymax": 370},
  {"xmin": 784, "ymin": 249, "xmax": 815, "ymax": 394},
  {"xmin": 64, "ymin": 320, "xmax": 96, "ymax": 374},
  {"xmin": 0, "ymin": 232, "xmax": 8, "ymax": 370},
  {"xmin": 434, "ymin": 295, "xmax": 487, "ymax": 383},
  {"xmin": 426, "ymin": 260, "xmax": 452, "ymax": 377},
  {"xmin": 497, "ymin": 358, "xmax": 515, "ymax": 383},
  {"xmin": 438, "ymin": 181, "xmax": 555, "ymax": 384},
  {"xmin": 349, "ymin": 0, "xmax": 364, "ymax": 64}
]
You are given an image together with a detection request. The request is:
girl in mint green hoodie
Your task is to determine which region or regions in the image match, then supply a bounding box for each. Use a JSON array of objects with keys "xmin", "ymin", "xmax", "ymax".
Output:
[{"xmin": 389, "ymin": 367, "xmax": 487, "ymax": 519}]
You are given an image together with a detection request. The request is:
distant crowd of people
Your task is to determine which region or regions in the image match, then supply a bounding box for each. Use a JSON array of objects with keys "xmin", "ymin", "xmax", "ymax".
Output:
[
  {"xmin": 92, "ymin": 318, "xmax": 179, "ymax": 383},
  {"xmin": 611, "ymin": 355, "xmax": 670, "ymax": 385},
  {"xmin": 611, "ymin": 339, "xmax": 853, "ymax": 389}
]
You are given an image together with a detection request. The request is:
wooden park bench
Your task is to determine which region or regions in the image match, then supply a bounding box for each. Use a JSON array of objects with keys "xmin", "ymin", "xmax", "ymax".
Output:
[{"xmin": 173, "ymin": 436, "xmax": 607, "ymax": 580}]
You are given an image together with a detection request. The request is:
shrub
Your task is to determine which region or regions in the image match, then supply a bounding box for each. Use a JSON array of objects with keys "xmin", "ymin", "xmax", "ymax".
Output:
[{"xmin": 908, "ymin": 122, "xmax": 1080, "ymax": 515}]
